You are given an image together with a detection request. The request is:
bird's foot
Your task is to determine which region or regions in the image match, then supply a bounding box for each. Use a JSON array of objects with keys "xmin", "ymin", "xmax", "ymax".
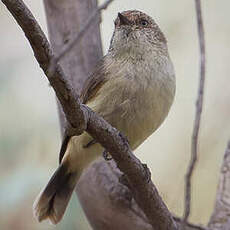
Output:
[{"xmin": 103, "ymin": 150, "xmax": 113, "ymax": 161}]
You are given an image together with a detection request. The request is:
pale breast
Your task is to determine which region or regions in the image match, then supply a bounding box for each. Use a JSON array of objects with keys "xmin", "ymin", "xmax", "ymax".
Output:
[{"xmin": 87, "ymin": 55, "xmax": 175, "ymax": 150}]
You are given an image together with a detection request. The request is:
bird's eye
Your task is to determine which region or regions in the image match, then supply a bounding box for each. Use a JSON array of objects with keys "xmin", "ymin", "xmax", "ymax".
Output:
[{"xmin": 140, "ymin": 19, "xmax": 149, "ymax": 27}]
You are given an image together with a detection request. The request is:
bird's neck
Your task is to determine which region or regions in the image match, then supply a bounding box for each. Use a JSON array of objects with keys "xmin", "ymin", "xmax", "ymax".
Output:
[{"xmin": 109, "ymin": 41, "xmax": 168, "ymax": 64}]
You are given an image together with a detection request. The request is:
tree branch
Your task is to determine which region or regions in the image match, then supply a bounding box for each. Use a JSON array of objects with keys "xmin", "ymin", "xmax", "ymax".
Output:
[
  {"xmin": 182, "ymin": 0, "xmax": 206, "ymax": 228},
  {"xmin": 208, "ymin": 141, "xmax": 230, "ymax": 230},
  {"xmin": 1, "ymin": 0, "xmax": 177, "ymax": 229}
]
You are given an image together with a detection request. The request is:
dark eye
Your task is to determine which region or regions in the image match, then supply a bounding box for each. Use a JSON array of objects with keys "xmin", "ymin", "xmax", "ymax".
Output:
[{"xmin": 140, "ymin": 19, "xmax": 149, "ymax": 27}]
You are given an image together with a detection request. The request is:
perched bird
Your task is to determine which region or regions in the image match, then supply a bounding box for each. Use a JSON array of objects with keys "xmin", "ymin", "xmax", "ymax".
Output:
[{"xmin": 33, "ymin": 10, "xmax": 176, "ymax": 224}]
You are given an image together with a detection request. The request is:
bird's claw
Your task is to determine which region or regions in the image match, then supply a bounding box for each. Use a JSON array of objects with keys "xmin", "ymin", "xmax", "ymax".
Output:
[{"xmin": 103, "ymin": 150, "xmax": 112, "ymax": 161}]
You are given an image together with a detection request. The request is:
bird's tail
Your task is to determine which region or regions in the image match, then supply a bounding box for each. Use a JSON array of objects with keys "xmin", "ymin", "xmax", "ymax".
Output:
[{"xmin": 33, "ymin": 162, "xmax": 79, "ymax": 224}]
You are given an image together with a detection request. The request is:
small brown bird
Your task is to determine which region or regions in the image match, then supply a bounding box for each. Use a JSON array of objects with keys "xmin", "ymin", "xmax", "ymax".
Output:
[{"xmin": 33, "ymin": 10, "xmax": 176, "ymax": 224}]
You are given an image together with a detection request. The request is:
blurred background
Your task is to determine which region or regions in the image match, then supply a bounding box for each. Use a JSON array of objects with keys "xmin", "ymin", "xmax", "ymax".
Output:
[{"xmin": 0, "ymin": 0, "xmax": 229, "ymax": 229}]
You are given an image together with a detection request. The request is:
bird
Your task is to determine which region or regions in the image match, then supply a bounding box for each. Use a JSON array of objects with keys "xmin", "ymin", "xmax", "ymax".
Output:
[{"xmin": 33, "ymin": 10, "xmax": 176, "ymax": 224}]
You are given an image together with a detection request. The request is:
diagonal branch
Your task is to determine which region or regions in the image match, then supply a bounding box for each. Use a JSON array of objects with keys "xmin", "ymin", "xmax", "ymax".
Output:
[
  {"xmin": 1, "ymin": 0, "xmax": 177, "ymax": 229},
  {"xmin": 182, "ymin": 0, "xmax": 206, "ymax": 228}
]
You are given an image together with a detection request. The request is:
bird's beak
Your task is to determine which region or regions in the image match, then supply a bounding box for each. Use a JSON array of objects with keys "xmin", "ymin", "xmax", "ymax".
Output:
[{"xmin": 118, "ymin": 13, "xmax": 131, "ymax": 26}]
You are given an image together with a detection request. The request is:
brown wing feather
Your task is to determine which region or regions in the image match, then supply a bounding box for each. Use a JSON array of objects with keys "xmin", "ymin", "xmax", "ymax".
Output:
[
  {"xmin": 59, "ymin": 57, "xmax": 107, "ymax": 163},
  {"xmin": 80, "ymin": 58, "xmax": 107, "ymax": 104}
]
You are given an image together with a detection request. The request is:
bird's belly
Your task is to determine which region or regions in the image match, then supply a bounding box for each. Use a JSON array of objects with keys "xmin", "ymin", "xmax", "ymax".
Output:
[
  {"xmin": 90, "ymin": 91, "xmax": 170, "ymax": 151},
  {"xmin": 117, "ymin": 96, "xmax": 170, "ymax": 150},
  {"xmin": 87, "ymin": 72, "xmax": 174, "ymax": 151}
]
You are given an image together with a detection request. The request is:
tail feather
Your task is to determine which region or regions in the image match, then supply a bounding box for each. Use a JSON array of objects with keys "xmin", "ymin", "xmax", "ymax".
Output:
[{"xmin": 33, "ymin": 163, "xmax": 78, "ymax": 224}]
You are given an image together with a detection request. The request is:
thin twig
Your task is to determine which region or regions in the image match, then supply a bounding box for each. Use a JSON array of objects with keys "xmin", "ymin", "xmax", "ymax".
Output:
[
  {"xmin": 48, "ymin": 0, "xmax": 114, "ymax": 75},
  {"xmin": 181, "ymin": 0, "xmax": 206, "ymax": 229}
]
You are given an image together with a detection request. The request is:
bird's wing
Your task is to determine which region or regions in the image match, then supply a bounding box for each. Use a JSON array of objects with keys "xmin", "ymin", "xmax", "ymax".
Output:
[
  {"xmin": 80, "ymin": 58, "xmax": 108, "ymax": 104},
  {"xmin": 59, "ymin": 58, "xmax": 107, "ymax": 163}
]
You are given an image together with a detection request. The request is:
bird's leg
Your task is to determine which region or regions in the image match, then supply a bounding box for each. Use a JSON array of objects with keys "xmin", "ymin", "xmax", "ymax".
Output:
[{"xmin": 103, "ymin": 150, "xmax": 113, "ymax": 161}]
